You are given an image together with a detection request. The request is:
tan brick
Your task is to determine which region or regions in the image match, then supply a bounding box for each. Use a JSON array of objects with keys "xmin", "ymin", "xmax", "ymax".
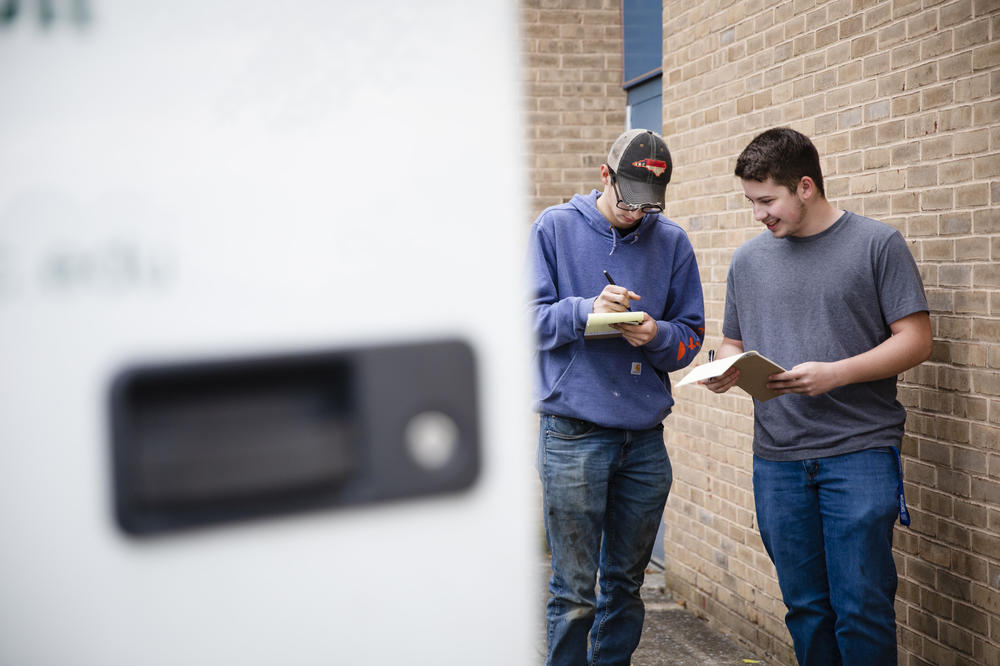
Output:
[
  {"xmin": 940, "ymin": 107, "xmax": 973, "ymax": 134},
  {"xmin": 974, "ymin": 153, "xmax": 1000, "ymax": 179},
  {"xmin": 875, "ymin": 164, "xmax": 904, "ymax": 189},
  {"xmin": 973, "ymin": 261, "xmax": 1000, "ymax": 288},
  {"xmin": 957, "ymin": 73, "xmax": 992, "ymax": 102},
  {"xmin": 922, "ymin": 84, "xmax": 955, "ymax": 110},
  {"xmin": 953, "ymin": 128, "xmax": 989, "ymax": 155},
  {"xmin": 955, "ymin": 18, "xmax": 990, "ymax": 49},
  {"xmin": 973, "ymin": 42, "xmax": 1000, "ymax": 71},
  {"xmin": 892, "ymin": 191, "xmax": 920, "ymax": 213},
  {"xmin": 909, "ymin": 112, "xmax": 941, "ymax": 138},
  {"xmin": 816, "ymin": 23, "xmax": 839, "ymax": 48},
  {"xmin": 877, "ymin": 119, "xmax": 905, "ymax": 144},
  {"xmin": 908, "ymin": 8, "xmax": 939, "ymax": 37},
  {"xmin": 906, "ymin": 62, "xmax": 939, "ymax": 90},
  {"xmin": 957, "ymin": 183, "xmax": 990, "ymax": 207},
  {"xmin": 838, "ymin": 150, "xmax": 863, "ymax": 173},
  {"xmin": 941, "ymin": 52, "xmax": 974, "ymax": 81},
  {"xmin": 892, "ymin": 41, "xmax": 921, "ymax": 70},
  {"xmin": 840, "ymin": 13, "xmax": 864, "ymax": 38},
  {"xmin": 877, "ymin": 19, "xmax": 907, "ymax": 49},
  {"xmin": 939, "ymin": 264, "xmax": 973, "ymax": 287},
  {"xmin": 893, "ymin": 0, "xmax": 923, "ymax": 19},
  {"xmin": 941, "ymin": 0, "xmax": 973, "ymax": 28},
  {"xmin": 970, "ymin": 422, "xmax": 1000, "ymax": 450},
  {"xmin": 878, "ymin": 70, "xmax": 906, "ymax": 97},
  {"xmin": 956, "ymin": 238, "xmax": 991, "ymax": 262},
  {"xmin": 909, "ymin": 164, "xmax": 939, "ymax": 187},
  {"xmin": 922, "ymin": 32, "xmax": 955, "ymax": 64},
  {"xmin": 923, "ymin": 238, "xmax": 956, "ymax": 261},
  {"xmin": 892, "ymin": 92, "xmax": 921, "ymax": 116},
  {"xmin": 981, "ymin": 208, "xmax": 1000, "ymax": 234},
  {"xmin": 940, "ymin": 159, "xmax": 974, "ymax": 184},
  {"xmin": 923, "ymin": 135, "xmax": 955, "ymax": 160},
  {"xmin": 537, "ymin": 66, "xmax": 583, "ymax": 83},
  {"xmin": 971, "ymin": 475, "xmax": 1000, "ymax": 502},
  {"xmin": 851, "ymin": 173, "xmax": 878, "ymax": 194},
  {"xmin": 865, "ymin": 144, "xmax": 894, "ymax": 169},
  {"xmin": 891, "ymin": 141, "xmax": 921, "ymax": 166},
  {"xmin": 955, "ymin": 499, "xmax": 989, "ymax": 528}
]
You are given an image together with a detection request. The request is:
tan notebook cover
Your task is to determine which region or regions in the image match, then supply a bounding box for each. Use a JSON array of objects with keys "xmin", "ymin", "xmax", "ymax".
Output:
[{"xmin": 675, "ymin": 351, "xmax": 787, "ymax": 401}]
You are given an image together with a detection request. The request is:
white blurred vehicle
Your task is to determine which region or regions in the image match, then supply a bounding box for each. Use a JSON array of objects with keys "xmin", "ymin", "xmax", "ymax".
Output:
[{"xmin": 0, "ymin": 2, "xmax": 534, "ymax": 663}]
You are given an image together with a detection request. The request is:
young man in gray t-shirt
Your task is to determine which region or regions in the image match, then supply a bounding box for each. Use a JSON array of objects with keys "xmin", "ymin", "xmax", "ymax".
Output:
[{"xmin": 702, "ymin": 128, "xmax": 931, "ymax": 665}]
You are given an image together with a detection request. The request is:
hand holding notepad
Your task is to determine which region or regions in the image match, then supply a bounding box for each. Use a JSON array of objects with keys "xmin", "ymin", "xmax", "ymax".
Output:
[
  {"xmin": 586, "ymin": 270, "xmax": 645, "ymax": 338},
  {"xmin": 675, "ymin": 351, "xmax": 787, "ymax": 401},
  {"xmin": 584, "ymin": 311, "xmax": 645, "ymax": 338}
]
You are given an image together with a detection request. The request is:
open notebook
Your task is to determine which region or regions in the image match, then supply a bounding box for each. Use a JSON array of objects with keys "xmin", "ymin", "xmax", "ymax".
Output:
[{"xmin": 675, "ymin": 351, "xmax": 787, "ymax": 401}]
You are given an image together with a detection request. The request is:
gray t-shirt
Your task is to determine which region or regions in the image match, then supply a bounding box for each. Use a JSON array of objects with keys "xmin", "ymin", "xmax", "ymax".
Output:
[{"xmin": 723, "ymin": 211, "xmax": 928, "ymax": 461}]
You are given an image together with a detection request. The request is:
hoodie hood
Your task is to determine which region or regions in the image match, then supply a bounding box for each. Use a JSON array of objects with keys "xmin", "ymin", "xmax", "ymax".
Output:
[{"xmin": 568, "ymin": 189, "xmax": 645, "ymax": 255}]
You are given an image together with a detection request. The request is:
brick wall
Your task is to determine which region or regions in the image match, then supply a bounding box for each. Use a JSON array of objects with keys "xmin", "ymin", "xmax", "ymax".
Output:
[
  {"xmin": 521, "ymin": 0, "xmax": 627, "ymax": 219},
  {"xmin": 659, "ymin": 1, "xmax": 1000, "ymax": 665}
]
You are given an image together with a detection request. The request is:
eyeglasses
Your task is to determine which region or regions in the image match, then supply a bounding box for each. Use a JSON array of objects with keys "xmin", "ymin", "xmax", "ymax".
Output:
[{"xmin": 609, "ymin": 169, "xmax": 663, "ymax": 214}]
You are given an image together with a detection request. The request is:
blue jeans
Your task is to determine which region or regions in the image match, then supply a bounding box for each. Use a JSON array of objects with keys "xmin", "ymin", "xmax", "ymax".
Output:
[
  {"xmin": 537, "ymin": 414, "xmax": 672, "ymax": 666},
  {"xmin": 753, "ymin": 448, "xmax": 901, "ymax": 666}
]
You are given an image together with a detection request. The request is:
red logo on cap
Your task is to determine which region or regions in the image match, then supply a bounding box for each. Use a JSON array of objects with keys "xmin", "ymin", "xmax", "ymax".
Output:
[{"xmin": 632, "ymin": 159, "xmax": 667, "ymax": 177}]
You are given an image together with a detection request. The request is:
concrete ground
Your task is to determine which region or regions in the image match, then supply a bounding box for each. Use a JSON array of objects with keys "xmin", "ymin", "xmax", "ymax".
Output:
[{"xmin": 538, "ymin": 559, "xmax": 769, "ymax": 665}]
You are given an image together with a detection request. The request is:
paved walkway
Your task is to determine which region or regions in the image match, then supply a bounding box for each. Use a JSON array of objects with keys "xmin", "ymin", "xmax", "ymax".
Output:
[{"xmin": 537, "ymin": 560, "xmax": 769, "ymax": 665}]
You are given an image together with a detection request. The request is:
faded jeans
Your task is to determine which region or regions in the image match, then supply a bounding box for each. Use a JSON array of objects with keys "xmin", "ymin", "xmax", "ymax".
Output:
[
  {"xmin": 753, "ymin": 448, "xmax": 901, "ymax": 665},
  {"xmin": 537, "ymin": 414, "xmax": 672, "ymax": 666}
]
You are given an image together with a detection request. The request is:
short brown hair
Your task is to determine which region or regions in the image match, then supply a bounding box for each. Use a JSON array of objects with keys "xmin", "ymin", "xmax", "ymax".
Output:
[{"xmin": 734, "ymin": 127, "xmax": 826, "ymax": 198}]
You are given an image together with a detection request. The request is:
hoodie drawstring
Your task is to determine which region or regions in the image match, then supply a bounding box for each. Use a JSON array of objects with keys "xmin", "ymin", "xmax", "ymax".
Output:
[{"xmin": 608, "ymin": 224, "xmax": 641, "ymax": 255}]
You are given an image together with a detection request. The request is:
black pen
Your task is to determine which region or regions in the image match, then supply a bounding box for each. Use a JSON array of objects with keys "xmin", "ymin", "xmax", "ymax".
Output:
[
  {"xmin": 602, "ymin": 270, "xmax": 631, "ymax": 311},
  {"xmin": 702, "ymin": 349, "xmax": 718, "ymax": 383}
]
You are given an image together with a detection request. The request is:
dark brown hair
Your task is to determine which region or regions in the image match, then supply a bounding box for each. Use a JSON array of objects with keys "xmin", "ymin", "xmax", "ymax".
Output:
[{"xmin": 734, "ymin": 127, "xmax": 826, "ymax": 198}]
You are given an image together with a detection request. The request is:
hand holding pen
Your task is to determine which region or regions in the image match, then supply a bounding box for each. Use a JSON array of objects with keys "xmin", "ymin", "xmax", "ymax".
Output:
[
  {"xmin": 595, "ymin": 270, "xmax": 656, "ymax": 347},
  {"xmin": 595, "ymin": 270, "xmax": 641, "ymax": 314}
]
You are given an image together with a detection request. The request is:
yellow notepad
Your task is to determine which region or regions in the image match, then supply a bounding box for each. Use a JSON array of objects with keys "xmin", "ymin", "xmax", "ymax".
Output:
[{"xmin": 584, "ymin": 311, "xmax": 644, "ymax": 338}]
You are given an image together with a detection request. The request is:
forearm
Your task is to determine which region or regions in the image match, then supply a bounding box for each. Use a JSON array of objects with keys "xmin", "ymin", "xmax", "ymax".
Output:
[
  {"xmin": 717, "ymin": 337, "xmax": 744, "ymax": 358},
  {"xmin": 766, "ymin": 312, "xmax": 932, "ymax": 397},
  {"xmin": 641, "ymin": 319, "xmax": 705, "ymax": 372},
  {"xmin": 531, "ymin": 297, "xmax": 593, "ymax": 351}
]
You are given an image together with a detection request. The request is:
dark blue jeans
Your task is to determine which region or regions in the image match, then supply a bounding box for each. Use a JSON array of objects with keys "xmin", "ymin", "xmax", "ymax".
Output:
[
  {"xmin": 753, "ymin": 448, "xmax": 901, "ymax": 666},
  {"xmin": 537, "ymin": 414, "xmax": 672, "ymax": 666}
]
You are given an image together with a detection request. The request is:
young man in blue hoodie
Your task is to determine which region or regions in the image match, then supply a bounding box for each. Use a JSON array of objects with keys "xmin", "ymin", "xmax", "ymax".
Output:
[{"xmin": 529, "ymin": 129, "xmax": 705, "ymax": 665}]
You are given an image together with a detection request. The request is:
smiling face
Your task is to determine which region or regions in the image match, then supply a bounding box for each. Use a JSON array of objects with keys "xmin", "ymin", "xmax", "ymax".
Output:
[{"xmin": 743, "ymin": 176, "xmax": 837, "ymax": 238}]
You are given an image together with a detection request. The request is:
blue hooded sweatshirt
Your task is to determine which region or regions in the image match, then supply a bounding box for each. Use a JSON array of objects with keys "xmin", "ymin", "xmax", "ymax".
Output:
[{"xmin": 529, "ymin": 190, "xmax": 705, "ymax": 430}]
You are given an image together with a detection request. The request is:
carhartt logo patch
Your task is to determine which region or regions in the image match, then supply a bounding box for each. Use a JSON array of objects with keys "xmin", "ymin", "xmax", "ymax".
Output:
[
  {"xmin": 632, "ymin": 158, "xmax": 667, "ymax": 177},
  {"xmin": 631, "ymin": 362, "xmax": 642, "ymax": 376}
]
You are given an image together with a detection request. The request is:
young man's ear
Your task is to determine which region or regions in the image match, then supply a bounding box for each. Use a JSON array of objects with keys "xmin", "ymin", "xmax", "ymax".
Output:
[
  {"xmin": 599, "ymin": 163, "xmax": 612, "ymax": 184},
  {"xmin": 797, "ymin": 176, "xmax": 819, "ymax": 201}
]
